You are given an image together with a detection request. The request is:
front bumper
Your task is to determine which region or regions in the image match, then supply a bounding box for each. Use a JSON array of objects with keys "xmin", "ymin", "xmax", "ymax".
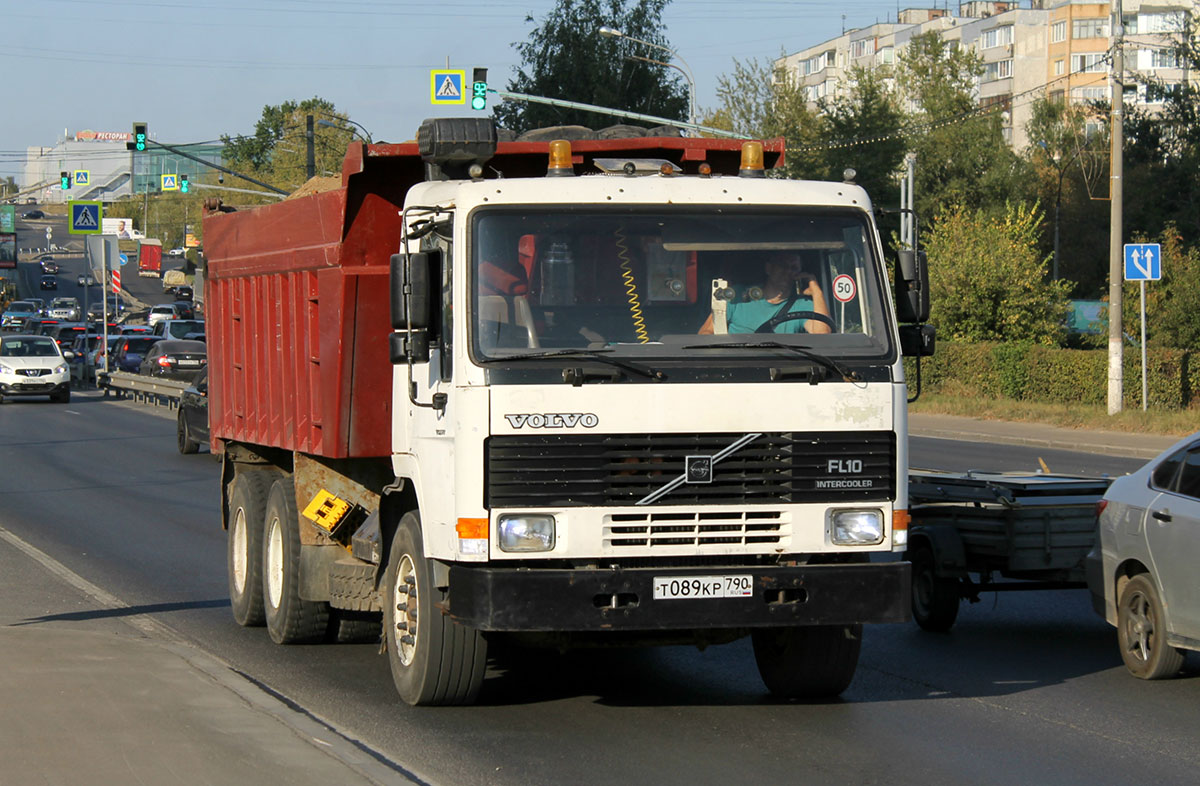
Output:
[
  {"xmin": 0, "ymin": 378, "xmax": 69, "ymax": 396},
  {"xmin": 447, "ymin": 561, "xmax": 911, "ymax": 632}
]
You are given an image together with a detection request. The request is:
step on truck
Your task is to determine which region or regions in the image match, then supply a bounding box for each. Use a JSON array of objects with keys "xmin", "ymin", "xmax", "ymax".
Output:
[{"xmin": 203, "ymin": 118, "xmax": 934, "ymax": 705}]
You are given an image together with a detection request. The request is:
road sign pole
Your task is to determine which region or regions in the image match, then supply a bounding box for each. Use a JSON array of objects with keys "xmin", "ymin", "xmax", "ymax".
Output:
[{"xmin": 1141, "ymin": 281, "xmax": 1147, "ymax": 412}]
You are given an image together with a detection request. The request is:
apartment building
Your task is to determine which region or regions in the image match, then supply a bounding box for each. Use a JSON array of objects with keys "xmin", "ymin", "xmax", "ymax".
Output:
[{"xmin": 778, "ymin": 0, "xmax": 1193, "ymax": 152}]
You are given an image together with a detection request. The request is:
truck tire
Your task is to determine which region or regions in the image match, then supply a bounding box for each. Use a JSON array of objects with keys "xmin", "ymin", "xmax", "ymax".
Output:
[
  {"xmin": 1117, "ymin": 574, "xmax": 1184, "ymax": 680},
  {"xmin": 384, "ymin": 511, "xmax": 487, "ymax": 706},
  {"xmin": 227, "ymin": 470, "xmax": 271, "ymax": 627},
  {"xmin": 262, "ymin": 477, "xmax": 330, "ymax": 644},
  {"xmin": 908, "ymin": 545, "xmax": 961, "ymax": 632},
  {"xmin": 177, "ymin": 409, "xmax": 200, "ymax": 454},
  {"xmin": 751, "ymin": 624, "xmax": 862, "ymax": 699}
]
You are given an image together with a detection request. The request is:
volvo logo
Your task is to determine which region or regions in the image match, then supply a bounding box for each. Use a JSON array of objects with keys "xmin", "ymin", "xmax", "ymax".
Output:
[
  {"xmin": 504, "ymin": 413, "xmax": 598, "ymax": 429},
  {"xmin": 685, "ymin": 455, "xmax": 713, "ymax": 484}
]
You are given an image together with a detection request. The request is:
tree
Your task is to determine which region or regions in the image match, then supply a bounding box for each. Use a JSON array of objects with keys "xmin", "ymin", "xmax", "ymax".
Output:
[
  {"xmin": 820, "ymin": 66, "xmax": 908, "ymax": 208},
  {"xmin": 1021, "ymin": 97, "xmax": 1109, "ymax": 296},
  {"xmin": 493, "ymin": 0, "xmax": 688, "ymax": 133},
  {"xmin": 220, "ymin": 97, "xmax": 351, "ymax": 190},
  {"xmin": 925, "ymin": 202, "xmax": 1072, "ymax": 345},
  {"xmin": 1119, "ymin": 226, "xmax": 1200, "ymax": 349},
  {"xmin": 707, "ymin": 56, "xmax": 828, "ymax": 180},
  {"xmin": 897, "ymin": 31, "xmax": 1028, "ymax": 220}
]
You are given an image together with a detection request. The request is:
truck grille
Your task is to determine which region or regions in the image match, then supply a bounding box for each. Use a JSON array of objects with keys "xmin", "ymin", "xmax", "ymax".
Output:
[
  {"xmin": 486, "ymin": 431, "xmax": 895, "ymax": 508},
  {"xmin": 605, "ymin": 510, "xmax": 786, "ymax": 548}
]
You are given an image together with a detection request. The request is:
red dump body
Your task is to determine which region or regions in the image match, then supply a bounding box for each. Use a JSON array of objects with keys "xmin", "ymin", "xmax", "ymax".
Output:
[{"xmin": 202, "ymin": 134, "xmax": 784, "ymax": 460}]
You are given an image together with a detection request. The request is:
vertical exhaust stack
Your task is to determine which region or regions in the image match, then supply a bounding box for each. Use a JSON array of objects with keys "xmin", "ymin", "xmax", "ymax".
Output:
[{"xmin": 417, "ymin": 118, "xmax": 498, "ymax": 181}]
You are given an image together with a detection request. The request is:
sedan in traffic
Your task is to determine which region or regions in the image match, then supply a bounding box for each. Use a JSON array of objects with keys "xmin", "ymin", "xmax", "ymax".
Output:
[
  {"xmin": 1090, "ymin": 432, "xmax": 1200, "ymax": 680},
  {"xmin": 138, "ymin": 339, "xmax": 206, "ymax": 380},
  {"xmin": 1, "ymin": 301, "xmax": 39, "ymax": 331},
  {"xmin": 110, "ymin": 336, "xmax": 163, "ymax": 373},
  {"xmin": 177, "ymin": 366, "xmax": 210, "ymax": 454},
  {"xmin": 21, "ymin": 209, "xmax": 45, "ymax": 220},
  {"xmin": 40, "ymin": 274, "xmax": 57, "ymax": 290},
  {"xmin": 39, "ymin": 259, "xmax": 60, "ymax": 274}
]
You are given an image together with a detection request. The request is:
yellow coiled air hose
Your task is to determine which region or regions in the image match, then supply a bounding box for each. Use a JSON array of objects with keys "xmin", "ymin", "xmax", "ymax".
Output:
[{"xmin": 615, "ymin": 226, "xmax": 650, "ymax": 343}]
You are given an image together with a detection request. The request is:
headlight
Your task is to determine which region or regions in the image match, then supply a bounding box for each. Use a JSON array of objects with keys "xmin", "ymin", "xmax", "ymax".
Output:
[
  {"xmin": 0, "ymin": 364, "xmax": 11, "ymax": 375},
  {"xmin": 55, "ymin": 364, "xmax": 68, "ymax": 375},
  {"xmin": 831, "ymin": 509, "xmax": 884, "ymax": 545},
  {"xmin": 498, "ymin": 514, "xmax": 556, "ymax": 552}
]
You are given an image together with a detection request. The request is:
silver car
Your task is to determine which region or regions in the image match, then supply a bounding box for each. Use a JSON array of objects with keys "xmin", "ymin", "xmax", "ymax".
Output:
[{"xmin": 1089, "ymin": 432, "xmax": 1200, "ymax": 679}]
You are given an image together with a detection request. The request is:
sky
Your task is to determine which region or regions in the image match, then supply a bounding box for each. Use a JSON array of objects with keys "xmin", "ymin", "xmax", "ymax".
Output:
[{"xmin": 0, "ymin": 0, "xmax": 934, "ymax": 182}]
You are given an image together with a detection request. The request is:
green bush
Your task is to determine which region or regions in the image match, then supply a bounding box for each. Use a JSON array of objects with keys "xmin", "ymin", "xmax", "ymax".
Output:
[{"xmin": 907, "ymin": 341, "xmax": 1200, "ymax": 410}]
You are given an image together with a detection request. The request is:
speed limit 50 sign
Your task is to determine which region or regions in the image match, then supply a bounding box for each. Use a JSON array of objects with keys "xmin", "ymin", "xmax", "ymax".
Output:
[{"xmin": 832, "ymin": 274, "xmax": 857, "ymax": 303}]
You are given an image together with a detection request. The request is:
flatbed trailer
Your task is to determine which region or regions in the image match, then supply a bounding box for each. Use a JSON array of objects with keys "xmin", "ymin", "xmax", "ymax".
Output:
[{"xmin": 904, "ymin": 469, "xmax": 1114, "ymax": 631}]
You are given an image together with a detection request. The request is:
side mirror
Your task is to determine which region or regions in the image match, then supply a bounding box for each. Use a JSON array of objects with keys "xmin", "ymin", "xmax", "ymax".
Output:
[
  {"xmin": 895, "ymin": 249, "xmax": 930, "ymax": 324},
  {"xmin": 62, "ymin": 350, "xmax": 75, "ymax": 360},
  {"xmin": 899, "ymin": 324, "xmax": 936, "ymax": 357},
  {"xmin": 390, "ymin": 250, "xmax": 441, "ymax": 332}
]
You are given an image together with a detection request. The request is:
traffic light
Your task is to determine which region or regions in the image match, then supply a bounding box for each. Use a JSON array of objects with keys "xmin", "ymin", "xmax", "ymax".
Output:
[
  {"xmin": 472, "ymin": 67, "xmax": 488, "ymax": 111},
  {"xmin": 128, "ymin": 122, "xmax": 148, "ymax": 152},
  {"xmin": 60, "ymin": 171, "xmax": 70, "ymax": 190},
  {"xmin": 180, "ymin": 174, "xmax": 189, "ymax": 194}
]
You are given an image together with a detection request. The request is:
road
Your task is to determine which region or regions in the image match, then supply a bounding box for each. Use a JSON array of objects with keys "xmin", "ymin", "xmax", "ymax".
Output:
[{"xmin": 0, "ymin": 395, "xmax": 1195, "ymax": 785}]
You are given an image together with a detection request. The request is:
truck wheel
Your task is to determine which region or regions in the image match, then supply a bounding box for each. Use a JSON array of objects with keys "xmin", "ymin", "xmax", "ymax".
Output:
[
  {"xmin": 908, "ymin": 545, "xmax": 960, "ymax": 632},
  {"xmin": 262, "ymin": 477, "xmax": 330, "ymax": 644},
  {"xmin": 227, "ymin": 471, "xmax": 271, "ymax": 627},
  {"xmin": 384, "ymin": 511, "xmax": 487, "ymax": 706},
  {"xmin": 1117, "ymin": 574, "xmax": 1184, "ymax": 680},
  {"xmin": 177, "ymin": 409, "xmax": 200, "ymax": 454},
  {"xmin": 752, "ymin": 624, "xmax": 862, "ymax": 699}
]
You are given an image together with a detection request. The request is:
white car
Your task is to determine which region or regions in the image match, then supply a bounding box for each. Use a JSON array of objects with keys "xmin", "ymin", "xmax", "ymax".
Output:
[
  {"xmin": 47, "ymin": 298, "xmax": 81, "ymax": 321},
  {"xmin": 167, "ymin": 247, "xmax": 187, "ymax": 257},
  {"xmin": 1089, "ymin": 431, "xmax": 1200, "ymax": 679},
  {"xmin": 0, "ymin": 334, "xmax": 71, "ymax": 403},
  {"xmin": 147, "ymin": 304, "xmax": 181, "ymax": 327}
]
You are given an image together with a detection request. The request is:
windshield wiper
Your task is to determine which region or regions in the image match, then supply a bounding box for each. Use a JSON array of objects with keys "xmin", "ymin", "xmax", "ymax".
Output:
[
  {"xmin": 683, "ymin": 341, "xmax": 859, "ymax": 382},
  {"xmin": 480, "ymin": 349, "xmax": 665, "ymax": 381}
]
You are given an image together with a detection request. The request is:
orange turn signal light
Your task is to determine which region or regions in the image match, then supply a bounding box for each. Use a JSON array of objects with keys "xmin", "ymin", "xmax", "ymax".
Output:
[
  {"xmin": 892, "ymin": 509, "xmax": 910, "ymax": 531},
  {"xmin": 456, "ymin": 518, "xmax": 488, "ymax": 539}
]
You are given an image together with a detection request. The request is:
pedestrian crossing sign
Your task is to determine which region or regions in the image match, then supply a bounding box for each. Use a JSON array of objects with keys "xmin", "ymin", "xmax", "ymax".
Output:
[
  {"xmin": 74, "ymin": 170, "xmax": 90, "ymax": 187},
  {"xmin": 430, "ymin": 70, "xmax": 467, "ymax": 105},
  {"xmin": 68, "ymin": 200, "xmax": 103, "ymax": 235},
  {"xmin": 162, "ymin": 174, "xmax": 179, "ymax": 191}
]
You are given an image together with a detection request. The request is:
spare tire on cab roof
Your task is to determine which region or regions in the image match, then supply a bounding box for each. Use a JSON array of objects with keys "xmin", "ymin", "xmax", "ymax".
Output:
[{"xmin": 516, "ymin": 125, "xmax": 597, "ymax": 142}]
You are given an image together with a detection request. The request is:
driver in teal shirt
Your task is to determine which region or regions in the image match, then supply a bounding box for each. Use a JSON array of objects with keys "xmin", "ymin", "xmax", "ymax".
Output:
[{"xmin": 699, "ymin": 253, "xmax": 832, "ymax": 335}]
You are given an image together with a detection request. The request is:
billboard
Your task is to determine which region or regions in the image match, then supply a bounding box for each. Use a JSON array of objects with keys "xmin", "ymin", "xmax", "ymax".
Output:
[
  {"xmin": 0, "ymin": 233, "xmax": 15, "ymax": 268},
  {"xmin": 102, "ymin": 217, "xmax": 142, "ymax": 239},
  {"xmin": 0, "ymin": 205, "xmax": 14, "ymax": 234}
]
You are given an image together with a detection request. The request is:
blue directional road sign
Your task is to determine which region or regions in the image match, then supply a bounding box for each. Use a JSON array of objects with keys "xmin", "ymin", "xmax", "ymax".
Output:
[
  {"xmin": 68, "ymin": 200, "xmax": 103, "ymax": 235},
  {"xmin": 1124, "ymin": 243, "xmax": 1161, "ymax": 281},
  {"xmin": 118, "ymin": 253, "xmax": 129, "ymax": 267}
]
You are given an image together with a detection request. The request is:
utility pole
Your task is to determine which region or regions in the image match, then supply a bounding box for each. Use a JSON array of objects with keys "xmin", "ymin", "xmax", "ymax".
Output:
[
  {"xmin": 306, "ymin": 114, "xmax": 316, "ymax": 181},
  {"xmin": 1107, "ymin": 0, "xmax": 1125, "ymax": 415}
]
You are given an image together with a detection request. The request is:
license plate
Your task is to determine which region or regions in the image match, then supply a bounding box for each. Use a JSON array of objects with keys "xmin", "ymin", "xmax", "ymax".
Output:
[
  {"xmin": 177, "ymin": 359, "xmax": 200, "ymax": 366},
  {"xmin": 652, "ymin": 575, "xmax": 753, "ymax": 600}
]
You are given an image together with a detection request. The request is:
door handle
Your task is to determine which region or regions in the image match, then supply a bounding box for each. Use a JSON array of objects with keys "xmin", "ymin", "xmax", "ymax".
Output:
[{"xmin": 1151, "ymin": 510, "xmax": 1172, "ymax": 522}]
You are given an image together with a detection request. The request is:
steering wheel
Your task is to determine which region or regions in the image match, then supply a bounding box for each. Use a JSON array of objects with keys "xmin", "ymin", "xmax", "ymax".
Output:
[{"xmin": 754, "ymin": 310, "xmax": 836, "ymax": 334}]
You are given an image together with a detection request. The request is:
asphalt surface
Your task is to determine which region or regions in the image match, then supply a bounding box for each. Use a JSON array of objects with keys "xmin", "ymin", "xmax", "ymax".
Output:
[{"xmin": 0, "ymin": 393, "xmax": 1187, "ymax": 784}]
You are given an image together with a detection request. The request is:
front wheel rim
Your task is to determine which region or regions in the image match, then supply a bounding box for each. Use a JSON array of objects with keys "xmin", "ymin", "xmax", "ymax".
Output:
[
  {"xmin": 1123, "ymin": 591, "xmax": 1154, "ymax": 664},
  {"xmin": 266, "ymin": 516, "xmax": 284, "ymax": 609},
  {"xmin": 393, "ymin": 554, "xmax": 418, "ymax": 666}
]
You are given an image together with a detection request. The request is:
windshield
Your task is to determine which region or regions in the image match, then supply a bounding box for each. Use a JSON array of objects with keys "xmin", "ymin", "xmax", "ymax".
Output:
[
  {"xmin": 470, "ymin": 208, "xmax": 891, "ymax": 363},
  {"xmin": 1, "ymin": 337, "xmax": 59, "ymax": 357}
]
